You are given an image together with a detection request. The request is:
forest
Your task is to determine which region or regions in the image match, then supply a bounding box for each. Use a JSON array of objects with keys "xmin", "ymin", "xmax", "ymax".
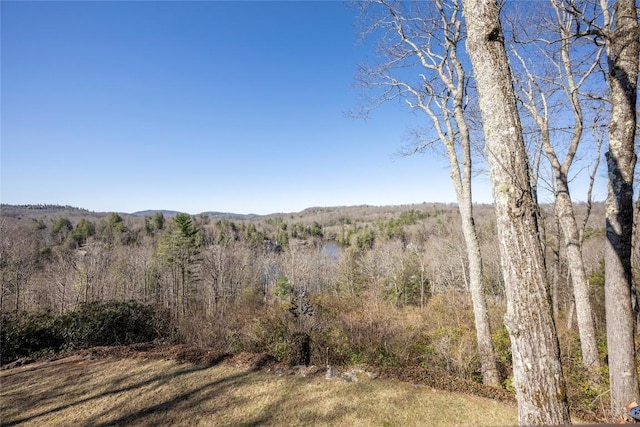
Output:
[{"xmin": 0, "ymin": 201, "xmax": 614, "ymax": 419}]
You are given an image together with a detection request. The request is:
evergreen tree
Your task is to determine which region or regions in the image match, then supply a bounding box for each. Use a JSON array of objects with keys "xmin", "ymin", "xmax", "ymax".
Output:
[{"xmin": 155, "ymin": 213, "xmax": 201, "ymax": 318}]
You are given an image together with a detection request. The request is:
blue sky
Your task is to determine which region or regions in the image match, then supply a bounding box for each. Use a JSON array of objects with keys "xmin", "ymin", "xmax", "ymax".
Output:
[{"xmin": 0, "ymin": 1, "xmax": 585, "ymax": 215}]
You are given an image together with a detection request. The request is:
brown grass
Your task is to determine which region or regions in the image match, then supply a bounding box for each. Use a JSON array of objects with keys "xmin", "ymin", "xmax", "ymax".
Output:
[{"xmin": 0, "ymin": 353, "xmax": 523, "ymax": 427}]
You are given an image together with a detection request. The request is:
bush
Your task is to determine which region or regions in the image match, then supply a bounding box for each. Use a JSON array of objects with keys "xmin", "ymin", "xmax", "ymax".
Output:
[
  {"xmin": 61, "ymin": 301, "xmax": 171, "ymax": 349},
  {"xmin": 492, "ymin": 326, "xmax": 512, "ymax": 380},
  {"xmin": 1, "ymin": 301, "xmax": 172, "ymax": 364},
  {"xmin": 0, "ymin": 310, "xmax": 65, "ymax": 363}
]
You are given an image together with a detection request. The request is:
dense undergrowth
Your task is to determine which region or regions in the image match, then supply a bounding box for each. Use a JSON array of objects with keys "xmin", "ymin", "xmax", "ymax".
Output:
[
  {"xmin": 0, "ymin": 295, "xmax": 613, "ymax": 422},
  {"xmin": 1, "ymin": 301, "xmax": 172, "ymax": 363}
]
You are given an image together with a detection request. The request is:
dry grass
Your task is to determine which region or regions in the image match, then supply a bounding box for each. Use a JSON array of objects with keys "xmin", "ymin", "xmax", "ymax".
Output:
[{"xmin": 0, "ymin": 354, "xmax": 522, "ymax": 427}]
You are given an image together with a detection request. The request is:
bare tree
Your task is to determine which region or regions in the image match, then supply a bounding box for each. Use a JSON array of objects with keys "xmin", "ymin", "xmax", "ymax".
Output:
[
  {"xmin": 46, "ymin": 247, "xmax": 77, "ymax": 313},
  {"xmin": 75, "ymin": 241, "xmax": 112, "ymax": 303},
  {"xmin": 506, "ymin": 0, "xmax": 603, "ymax": 377},
  {"xmin": 462, "ymin": 0, "xmax": 571, "ymax": 423},
  {"xmin": 357, "ymin": 0, "xmax": 500, "ymax": 387},
  {"xmin": 0, "ymin": 219, "xmax": 41, "ymax": 313}
]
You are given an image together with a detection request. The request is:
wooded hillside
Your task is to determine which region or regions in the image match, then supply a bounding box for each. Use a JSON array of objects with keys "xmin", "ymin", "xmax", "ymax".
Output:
[{"xmin": 0, "ymin": 202, "xmax": 612, "ymax": 421}]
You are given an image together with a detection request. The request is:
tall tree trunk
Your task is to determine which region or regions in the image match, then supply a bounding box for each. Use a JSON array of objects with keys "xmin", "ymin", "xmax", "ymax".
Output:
[
  {"xmin": 551, "ymin": 215, "xmax": 561, "ymax": 320},
  {"xmin": 556, "ymin": 189, "xmax": 601, "ymax": 373},
  {"xmin": 541, "ymin": 3, "xmax": 602, "ymax": 373},
  {"xmin": 359, "ymin": 0, "xmax": 500, "ymax": 387},
  {"xmin": 459, "ymin": 199, "xmax": 501, "ymax": 387},
  {"xmin": 462, "ymin": 0, "xmax": 571, "ymax": 424},
  {"xmin": 550, "ymin": 5, "xmax": 601, "ymax": 373},
  {"xmin": 449, "ymin": 36, "xmax": 500, "ymax": 387},
  {"xmin": 509, "ymin": 2, "xmax": 603, "ymax": 375},
  {"xmin": 451, "ymin": 138, "xmax": 500, "ymax": 387},
  {"xmin": 603, "ymin": 0, "xmax": 639, "ymax": 418}
]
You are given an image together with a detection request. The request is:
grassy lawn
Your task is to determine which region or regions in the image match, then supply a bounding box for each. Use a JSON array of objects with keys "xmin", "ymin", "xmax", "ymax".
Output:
[{"xmin": 0, "ymin": 354, "xmax": 521, "ymax": 427}]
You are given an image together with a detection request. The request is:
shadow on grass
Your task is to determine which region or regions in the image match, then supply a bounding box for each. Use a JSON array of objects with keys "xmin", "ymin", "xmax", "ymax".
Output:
[
  {"xmin": 83, "ymin": 358, "xmax": 307, "ymax": 426},
  {"xmin": 90, "ymin": 371, "xmax": 354, "ymax": 427},
  {"xmin": 3, "ymin": 355, "xmax": 483, "ymax": 426},
  {"xmin": 236, "ymin": 387, "xmax": 347, "ymax": 427},
  {"xmin": 3, "ymin": 361, "xmax": 225, "ymax": 426},
  {"xmin": 86, "ymin": 370, "xmax": 252, "ymax": 427}
]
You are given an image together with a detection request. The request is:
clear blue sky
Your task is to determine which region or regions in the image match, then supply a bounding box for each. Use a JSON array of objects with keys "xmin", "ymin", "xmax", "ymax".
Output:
[{"xmin": 1, "ymin": 1, "xmax": 518, "ymax": 215}]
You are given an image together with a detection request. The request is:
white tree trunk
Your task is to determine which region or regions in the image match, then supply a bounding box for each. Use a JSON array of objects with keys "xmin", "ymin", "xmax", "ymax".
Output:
[
  {"xmin": 508, "ymin": 3, "xmax": 603, "ymax": 374},
  {"xmin": 603, "ymin": 0, "xmax": 639, "ymax": 418},
  {"xmin": 364, "ymin": 0, "xmax": 501, "ymax": 387},
  {"xmin": 556, "ymin": 189, "xmax": 601, "ymax": 373},
  {"xmin": 462, "ymin": 0, "xmax": 571, "ymax": 424},
  {"xmin": 458, "ymin": 194, "xmax": 501, "ymax": 387},
  {"xmin": 448, "ymin": 127, "xmax": 500, "ymax": 387}
]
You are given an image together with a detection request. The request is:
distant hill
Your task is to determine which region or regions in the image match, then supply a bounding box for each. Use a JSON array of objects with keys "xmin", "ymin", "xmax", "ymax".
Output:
[
  {"xmin": 0, "ymin": 205, "xmax": 261, "ymax": 221},
  {"xmin": 130, "ymin": 210, "xmax": 258, "ymax": 220},
  {"xmin": 1, "ymin": 203, "xmax": 90, "ymax": 213},
  {"xmin": 0, "ymin": 204, "xmax": 104, "ymax": 220},
  {"xmin": 130, "ymin": 210, "xmax": 182, "ymax": 218}
]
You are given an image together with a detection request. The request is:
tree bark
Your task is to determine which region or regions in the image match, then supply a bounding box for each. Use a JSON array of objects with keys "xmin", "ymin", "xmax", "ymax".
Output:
[
  {"xmin": 462, "ymin": 0, "xmax": 571, "ymax": 424},
  {"xmin": 603, "ymin": 0, "xmax": 639, "ymax": 418}
]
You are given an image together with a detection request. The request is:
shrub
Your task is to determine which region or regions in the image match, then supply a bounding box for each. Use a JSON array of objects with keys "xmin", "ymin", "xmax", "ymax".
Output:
[
  {"xmin": 62, "ymin": 301, "xmax": 172, "ymax": 349},
  {"xmin": 492, "ymin": 326, "xmax": 512, "ymax": 380},
  {"xmin": 0, "ymin": 301, "xmax": 172, "ymax": 364},
  {"xmin": 0, "ymin": 310, "xmax": 64, "ymax": 363}
]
